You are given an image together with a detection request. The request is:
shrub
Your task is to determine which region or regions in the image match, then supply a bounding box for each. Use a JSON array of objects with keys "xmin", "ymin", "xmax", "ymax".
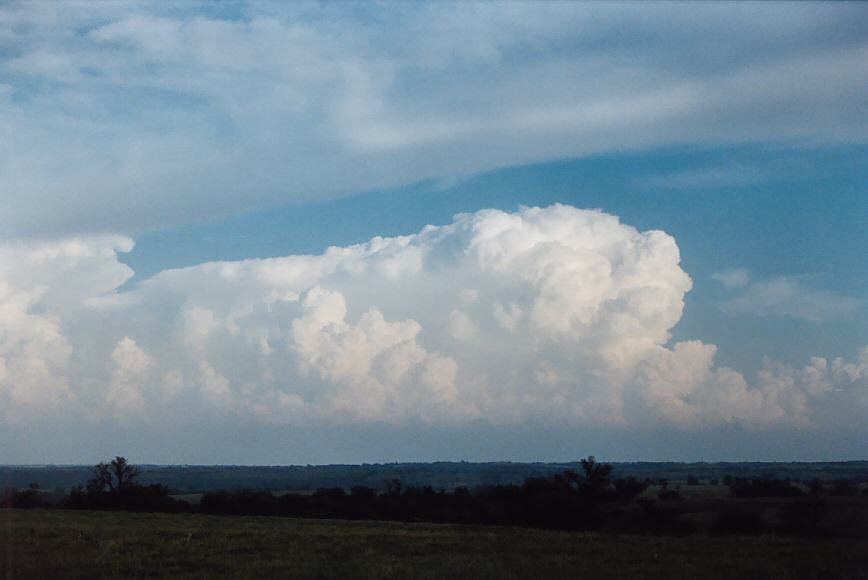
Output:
[
  {"xmin": 613, "ymin": 477, "xmax": 648, "ymax": 501},
  {"xmin": 828, "ymin": 480, "xmax": 858, "ymax": 497},
  {"xmin": 1, "ymin": 487, "xmax": 47, "ymax": 509},
  {"xmin": 728, "ymin": 478, "xmax": 804, "ymax": 498},
  {"xmin": 658, "ymin": 489, "xmax": 684, "ymax": 501},
  {"xmin": 710, "ymin": 507, "xmax": 767, "ymax": 535},
  {"xmin": 777, "ymin": 498, "xmax": 828, "ymax": 537}
]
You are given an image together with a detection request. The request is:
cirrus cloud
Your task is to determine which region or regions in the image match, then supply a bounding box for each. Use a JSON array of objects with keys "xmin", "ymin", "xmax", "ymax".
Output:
[
  {"xmin": 715, "ymin": 274, "xmax": 861, "ymax": 323},
  {"xmin": 2, "ymin": 2, "xmax": 868, "ymax": 238}
]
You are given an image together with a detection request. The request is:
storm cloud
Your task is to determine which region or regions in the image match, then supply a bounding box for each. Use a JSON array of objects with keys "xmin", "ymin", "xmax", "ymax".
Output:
[{"xmin": 2, "ymin": 206, "xmax": 865, "ymax": 445}]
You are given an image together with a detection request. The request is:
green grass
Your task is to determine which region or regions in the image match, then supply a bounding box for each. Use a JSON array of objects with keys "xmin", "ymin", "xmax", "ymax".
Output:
[{"xmin": 2, "ymin": 509, "xmax": 867, "ymax": 579}]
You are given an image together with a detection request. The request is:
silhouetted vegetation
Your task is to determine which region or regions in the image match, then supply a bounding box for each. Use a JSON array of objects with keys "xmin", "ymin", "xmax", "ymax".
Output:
[
  {"xmin": 4, "ymin": 457, "xmax": 867, "ymax": 539},
  {"xmin": 777, "ymin": 497, "xmax": 829, "ymax": 537},
  {"xmin": 61, "ymin": 457, "xmax": 190, "ymax": 513},
  {"xmin": 87, "ymin": 456, "xmax": 139, "ymax": 494},
  {"xmin": 710, "ymin": 506, "xmax": 767, "ymax": 536},
  {"xmin": 1, "ymin": 484, "xmax": 49, "ymax": 509},
  {"xmin": 193, "ymin": 458, "xmax": 867, "ymax": 538},
  {"xmin": 827, "ymin": 479, "xmax": 859, "ymax": 496},
  {"xmin": 199, "ymin": 456, "xmax": 643, "ymax": 531},
  {"xmin": 657, "ymin": 488, "xmax": 685, "ymax": 501},
  {"xmin": 4, "ymin": 460, "xmax": 867, "ymax": 494},
  {"xmin": 726, "ymin": 477, "xmax": 804, "ymax": 498}
]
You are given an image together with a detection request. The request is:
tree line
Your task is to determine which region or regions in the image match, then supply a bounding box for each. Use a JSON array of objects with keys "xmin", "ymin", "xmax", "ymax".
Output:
[{"xmin": 4, "ymin": 456, "xmax": 867, "ymax": 537}]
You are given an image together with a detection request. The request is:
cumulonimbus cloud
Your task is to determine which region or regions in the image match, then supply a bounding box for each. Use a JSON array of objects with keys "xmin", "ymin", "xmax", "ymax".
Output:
[{"xmin": 1, "ymin": 206, "xmax": 865, "ymax": 431}]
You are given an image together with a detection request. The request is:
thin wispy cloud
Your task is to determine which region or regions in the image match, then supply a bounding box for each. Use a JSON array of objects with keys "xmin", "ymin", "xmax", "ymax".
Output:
[
  {"xmin": 641, "ymin": 166, "xmax": 773, "ymax": 191},
  {"xmin": 712, "ymin": 269, "xmax": 751, "ymax": 289},
  {"xmin": 2, "ymin": 2, "xmax": 867, "ymax": 238},
  {"xmin": 715, "ymin": 274, "xmax": 861, "ymax": 323}
]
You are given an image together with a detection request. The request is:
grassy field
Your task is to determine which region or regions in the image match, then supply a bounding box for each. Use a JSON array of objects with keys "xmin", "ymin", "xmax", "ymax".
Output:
[{"xmin": 2, "ymin": 509, "xmax": 868, "ymax": 579}]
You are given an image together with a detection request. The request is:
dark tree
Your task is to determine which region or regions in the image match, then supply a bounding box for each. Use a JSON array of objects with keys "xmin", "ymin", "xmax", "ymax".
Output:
[
  {"xmin": 386, "ymin": 478, "xmax": 403, "ymax": 498},
  {"xmin": 580, "ymin": 456, "xmax": 613, "ymax": 494},
  {"xmin": 110, "ymin": 457, "xmax": 140, "ymax": 492},
  {"xmin": 87, "ymin": 462, "xmax": 113, "ymax": 493},
  {"xmin": 88, "ymin": 456, "xmax": 140, "ymax": 493}
]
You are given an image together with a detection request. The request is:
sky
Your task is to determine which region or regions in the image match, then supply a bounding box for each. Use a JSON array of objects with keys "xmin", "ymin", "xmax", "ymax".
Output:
[{"xmin": 1, "ymin": 2, "xmax": 866, "ymax": 464}]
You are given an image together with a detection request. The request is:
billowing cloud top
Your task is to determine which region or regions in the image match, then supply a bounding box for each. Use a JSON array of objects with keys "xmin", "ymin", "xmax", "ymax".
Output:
[
  {"xmin": 2, "ymin": 206, "xmax": 865, "ymax": 435},
  {"xmin": 2, "ymin": 2, "xmax": 868, "ymax": 237}
]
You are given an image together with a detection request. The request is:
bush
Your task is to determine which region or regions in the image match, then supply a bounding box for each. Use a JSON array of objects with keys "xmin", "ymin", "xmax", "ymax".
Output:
[
  {"xmin": 66, "ymin": 483, "xmax": 190, "ymax": 513},
  {"xmin": 828, "ymin": 480, "xmax": 858, "ymax": 497},
  {"xmin": 777, "ymin": 498, "xmax": 828, "ymax": 537},
  {"xmin": 613, "ymin": 477, "xmax": 648, "ymax": 501},
  {"xmin": 1, "ymin": 487, "xmax": 47, "ymax": 509},
  {"xmin": 658, "ymin": 489, "xmax": 684, "ymax": 501},
  {"xmin": 622, "ymin": 498, "xmax": 696, "ymax": 535},
  {"xmin": 710, "ymin": 507, "xmax": 767, "ymax": 535},
  {"xmin": 728, "ymin": 478, "xmax": 804, "ymax": 498}
]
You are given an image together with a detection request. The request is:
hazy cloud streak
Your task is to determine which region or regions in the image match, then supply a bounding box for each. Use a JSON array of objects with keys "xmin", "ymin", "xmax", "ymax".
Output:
[
  {"xmin": 2, "ymin": 2, "xmax": 868, "ymax": 237},
  {"xmin": 717, "ymin": 275, "xmax": 861, "ymax": 323}
]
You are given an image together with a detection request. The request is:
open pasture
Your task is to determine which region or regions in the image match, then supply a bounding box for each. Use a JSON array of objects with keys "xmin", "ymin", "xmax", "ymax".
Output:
[{"xmin": 2, "ymin": 509, "xmax": 867, "ymax": 579}]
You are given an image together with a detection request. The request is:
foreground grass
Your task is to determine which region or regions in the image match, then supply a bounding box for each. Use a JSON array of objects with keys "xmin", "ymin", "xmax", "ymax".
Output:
[{"xmin": 2, "ymin": 509, "xmax": 867, "ymax": 579}]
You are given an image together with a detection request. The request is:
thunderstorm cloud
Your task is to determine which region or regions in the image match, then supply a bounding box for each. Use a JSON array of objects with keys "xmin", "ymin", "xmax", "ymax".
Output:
[{"xmin": 2, "ymin": 206, "xmax": 865, "ymax": 437}]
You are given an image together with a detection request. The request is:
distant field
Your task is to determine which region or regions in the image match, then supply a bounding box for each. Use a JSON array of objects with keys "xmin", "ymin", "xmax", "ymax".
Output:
[
  {"xmin": 2, "ymin": 509, "xmax": 867, "ymax": 579},
  {"xmin": 170, "ymin": 489, "xmax": 314, "ymax": 506},
  {"xmin": 5, "ymin": 461, "xmax": 868, "ymax": 493}
]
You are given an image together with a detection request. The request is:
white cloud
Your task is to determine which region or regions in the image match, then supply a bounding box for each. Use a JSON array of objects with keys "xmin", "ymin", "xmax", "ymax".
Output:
[
  {"xmin": 448, "ymin": 310, "xmax": 478, "ymax": 341},
  {"xmin": 2, "ymin": 3, "xmax": 868, "ymax": 237},
  {"xmin": 104, "ymin": 337, "xmax": 152, "ymax": 418},
  {"xmin": 196, "ymin": 361, "xmax": 233, "ymax": 411},
  {"xmin": 0, "ymin": 236, "xmax": 133, "ymax": 423},
  {"xmin": 290, "ymin": 287, "xmax": 465, "ymax": 421},
  {"xmin": 459, "ymin": 289, "xmax": 479, "ymax": 304},
  {"xmin": 719, "ymin": 276, "xmax": 861, "ymax": 322},
  {"xmin": 0, "ymin": 204, "xmax": 864, "ymax": 439},
  {"xmin": 712, "ymin": 268, "xmax": 750, "ymax": 288},
  {"xmin": 493, "ymin": 302, "xmax": 523, "ymax": 332}
]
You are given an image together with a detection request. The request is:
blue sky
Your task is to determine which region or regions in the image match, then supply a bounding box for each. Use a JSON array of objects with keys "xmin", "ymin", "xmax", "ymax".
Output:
[{"xmin": 1, "ymin": 2, "xmax": 866, "ymax": 463}]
